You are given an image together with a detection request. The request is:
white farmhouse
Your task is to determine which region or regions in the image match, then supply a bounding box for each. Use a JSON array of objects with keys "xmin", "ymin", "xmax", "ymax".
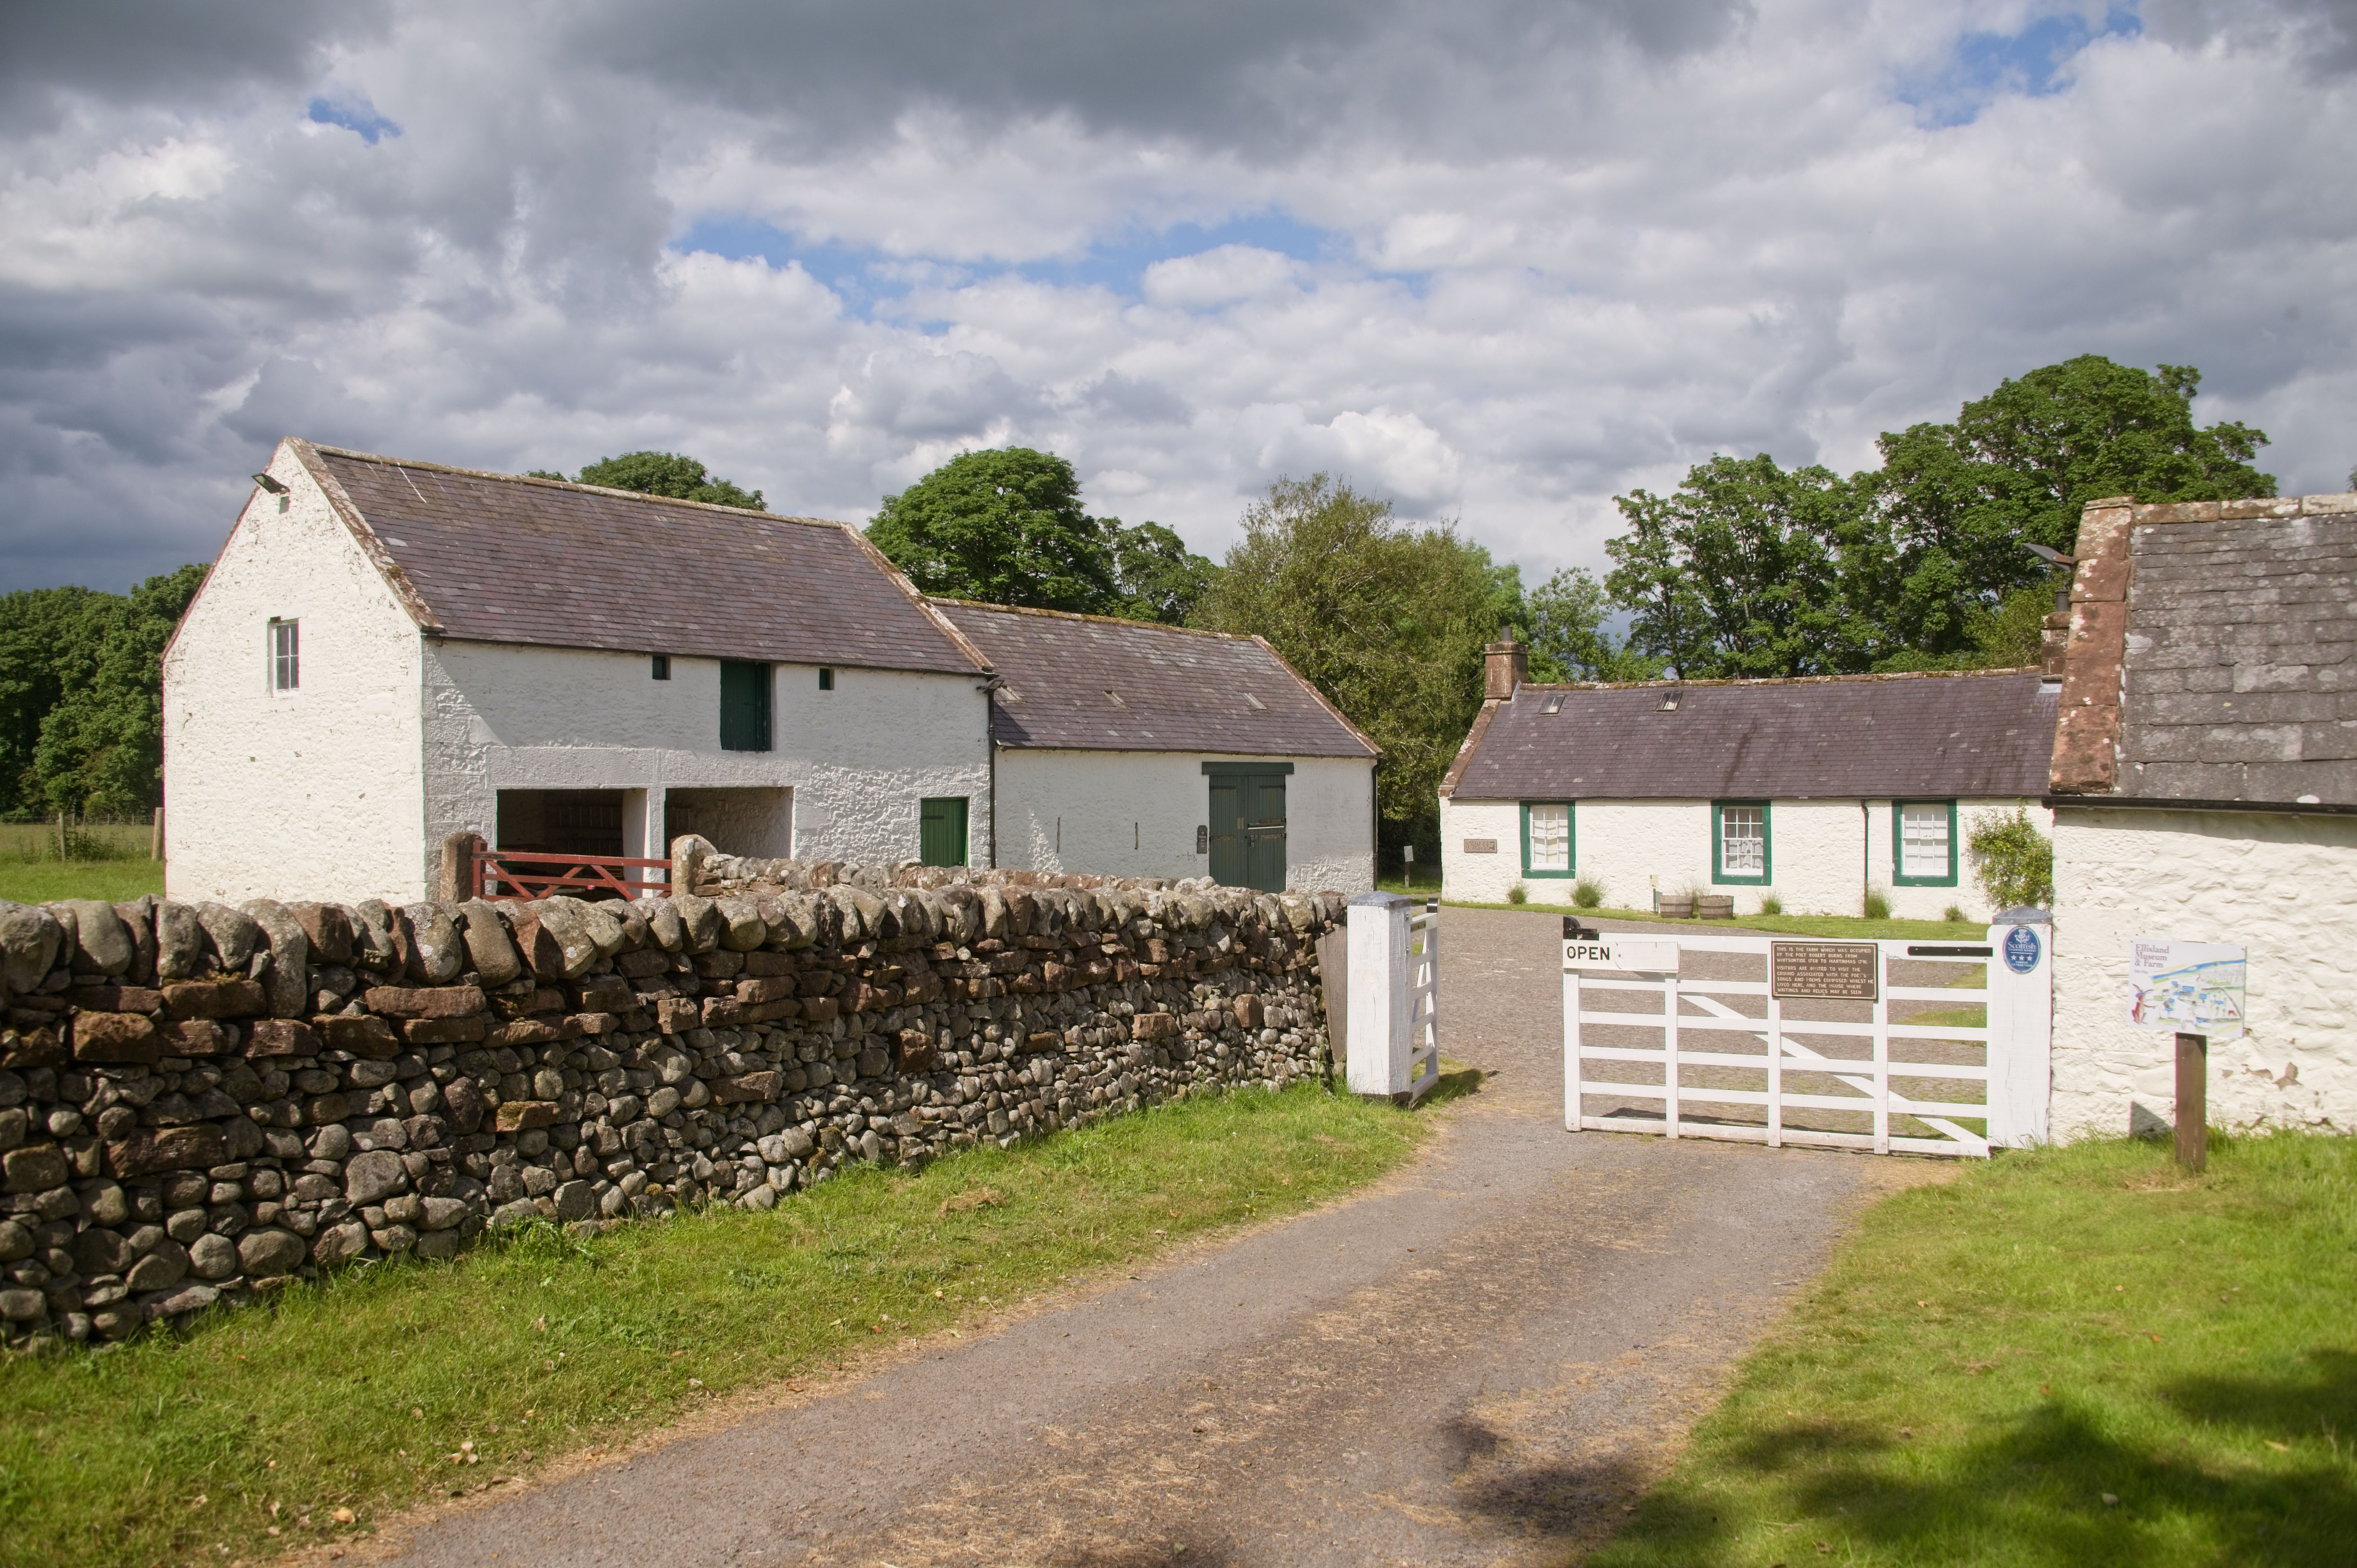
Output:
[
  {"xmin": 164, "ymin": 440, "xmax": 996, "ymax": 904},
  {"xmin": 1439, "ymin": 643, "xmax": 2057, "ymax": 920},
  {"xmin": 931, "ymin": 599, "xmax": 1380, "ymax": 893},
  {"xmin": 2047, "ymin": 490, "xmax": 2357, "ymax": 1137}
]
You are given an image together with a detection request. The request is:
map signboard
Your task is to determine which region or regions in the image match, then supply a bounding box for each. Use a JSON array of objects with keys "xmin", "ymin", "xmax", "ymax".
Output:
[{"xmin": 2127, "ymin": 940, "xmax": 2246, "ymax": 1040}]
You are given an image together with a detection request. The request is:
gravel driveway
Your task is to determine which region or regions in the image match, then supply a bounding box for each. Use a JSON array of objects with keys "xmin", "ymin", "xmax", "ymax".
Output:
[{"xmin": 368, "ymin": 906, "xmax": 1938, "ymax": 1568}]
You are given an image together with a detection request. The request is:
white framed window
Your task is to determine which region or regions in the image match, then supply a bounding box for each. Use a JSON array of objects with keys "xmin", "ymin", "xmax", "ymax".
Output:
[
  {"xmin": 270, "ymin": 619, "xmax": 299, "ymax": 692},
  {"xmin": 1521, "ymin": 801, "xmax": 1572, "ymax": 875},
  {"xmin": 1715, "ymin": 801, "xmax": 1769, "ymax": 882},
  {"xmin": 1895, "ymin": 800, "xmax": 1956, "ymax": 885}
]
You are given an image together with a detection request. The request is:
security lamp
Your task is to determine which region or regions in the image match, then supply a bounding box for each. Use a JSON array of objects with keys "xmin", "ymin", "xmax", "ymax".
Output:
[
  {"xmin": 2021, "ymin": 541, "xmax": 2074, "ymax": 567},
  {"xmin": 252, "ymin": 472, "xmax": 289, "ymax": 495}
]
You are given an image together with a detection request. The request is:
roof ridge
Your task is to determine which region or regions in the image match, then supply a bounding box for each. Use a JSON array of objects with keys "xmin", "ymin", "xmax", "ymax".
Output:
[
  {"xmin": 1520, "ymin": 667, "xmax": 2041, "ymax": 692},
  {"xmin": 306, "ymin": 443, "xmax": 848, "ymax": 528},
  {"xmin": 929, "ymin": 597, "xmax": 1253, "ymax": 640}
]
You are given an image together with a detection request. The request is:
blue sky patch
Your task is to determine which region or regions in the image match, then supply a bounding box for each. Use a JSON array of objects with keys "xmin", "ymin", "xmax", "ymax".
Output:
[
  {"xmin": 306, "ymin": 95, "xmax": 402, "ymax": 145},
  {"xmin": 673, "ymin": 209, "xmax": 1344, "ymax": 316},
  {"xmin": 1899, "ymin": 5, "xmax": 2142, "ymax": 127}
]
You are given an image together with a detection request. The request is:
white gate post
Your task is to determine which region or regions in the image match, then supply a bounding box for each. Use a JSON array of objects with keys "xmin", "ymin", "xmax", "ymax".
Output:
[
  {"xmin": 1346, "ymin": 892, "xmax": 1413, "ymax": 1097},
  {"xmin": 1985, "ymin": 916, "xmax": 2054, "ymax": 1148}
]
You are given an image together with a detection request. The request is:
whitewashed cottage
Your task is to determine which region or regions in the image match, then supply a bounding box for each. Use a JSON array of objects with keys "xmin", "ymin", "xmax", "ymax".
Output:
[
  {"xmin": 163, "ymin": 440, "xmax": 1371, "ymax": 904},
  {"xmin": 1439, "ymin": 644, "xmax": 2057, "ymax": 920},
  {"xmin": 2046, "ymin": 490, "xmax": 2357, "ymax": 1137}
]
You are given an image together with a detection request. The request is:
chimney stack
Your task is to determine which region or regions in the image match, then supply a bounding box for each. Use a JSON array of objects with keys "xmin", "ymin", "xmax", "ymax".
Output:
[{"xmin": 1484, "ymin": 641, "xmax": 1528, "ymax": 701}]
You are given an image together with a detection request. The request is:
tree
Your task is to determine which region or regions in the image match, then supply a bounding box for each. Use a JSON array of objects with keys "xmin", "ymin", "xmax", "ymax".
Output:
[
  {"xmin": 1106, "ymin": 519, "xmax": 1219, "ymax": 625},
  {"xmin": 1520, "ymin": 566, "xmax": 1661, "ymax": 683},
  {"xmin": 866, "ymin": 448, "xmax": 1124, "ymax": 614},
  {"xmin": 1196, "ymin": 474, "xmax": 1520, "ymax": 857},
  {"xmin": 544, "ymin": 451, "xmax": 765, "ymax": 509},
  {"xmin": 0, "ymin": 563, "xmax": 207, "ymax": 818}
]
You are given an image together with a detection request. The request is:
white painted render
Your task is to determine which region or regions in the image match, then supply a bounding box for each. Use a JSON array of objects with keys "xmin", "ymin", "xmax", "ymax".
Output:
[
  {"xmin": 163, "ymin": 451, "xmax": 426, "ymax": 905},
  {"xmin": 1441, "ymin": 794, "xmax": 2050, "ymax": 920},
  {"xmin": 421, "ymin": 642, "xmax": 993, "ymax": 876},
  {"xmin": 2051, "ymin": 805, "xmax": 2357, "ymax": 1139},
  {"xmin": 995, "ymin": 749, "xmax": 1375, "ymax": 891}
]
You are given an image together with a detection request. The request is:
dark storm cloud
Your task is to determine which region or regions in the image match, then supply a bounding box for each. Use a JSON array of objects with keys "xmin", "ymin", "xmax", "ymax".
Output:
[
  {"xmin": 0, "ymin": 2, "xmax": 391, "ymax": 129},
  {"xmin": 2146, "ymin": 0, "xmax": 2357, "ymax": 73}
]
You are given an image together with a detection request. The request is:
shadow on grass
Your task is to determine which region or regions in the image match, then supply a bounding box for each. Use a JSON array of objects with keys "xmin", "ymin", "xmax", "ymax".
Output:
[{"xmin": 1602, "ymin": 1364, "xmax": 2357, "ymax": 1566}]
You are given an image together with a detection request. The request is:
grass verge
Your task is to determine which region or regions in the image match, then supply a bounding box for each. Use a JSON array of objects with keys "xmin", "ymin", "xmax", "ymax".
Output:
[
  {"xmin": 0, "ymin": 860, "xmax": 166, "ymax": 905},
  {"xmin": 1438, "ymin": 897, "xmax": 1984, "ymax": 942},
  {"xmin": 1592, "ymin": 1132, "xmax": 2357, "ymax": 1568},
  {"xmin": 0, "ymin": 1081, "xmax": 1429, "ymax": 1567}
]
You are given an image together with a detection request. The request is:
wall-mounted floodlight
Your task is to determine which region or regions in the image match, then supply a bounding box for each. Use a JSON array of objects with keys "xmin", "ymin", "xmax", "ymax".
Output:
[
  {"xmin": 2021, "ymin": 541, "xmax": 2075, "ymax": 567},
  {"xmin": 252, "ymin": 472, "xmax": 289, "ymax": 495}
]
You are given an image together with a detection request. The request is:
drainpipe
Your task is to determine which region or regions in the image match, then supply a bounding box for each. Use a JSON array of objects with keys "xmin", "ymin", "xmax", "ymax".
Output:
[
  {"xmin": 1861, "ymin": 800, "xmax": 1871, "ymax": 910},
  {"xmin": 981, "ymin": 677, "xmax": 1003, "ymax": 868}
]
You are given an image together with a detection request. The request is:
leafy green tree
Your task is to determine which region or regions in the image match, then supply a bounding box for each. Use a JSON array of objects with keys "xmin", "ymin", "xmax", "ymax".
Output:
[
  {"xmin": 0, "ymin": 564, "xmax": 206, "ymax": 818},
  {"xmin": 548, "ymin": 451, "xmax": 765, "ymax": 509},
  {"xmin": 866, "ymin": 448, "xmax": 1124, "ymax": 614},
  {"xmin": 1107, "ymin": 519, "xmax": 1219, "ymax": 625},
  {"xmin": 1520, "ymin": 566, "xmax": 1660, "ymax": 683},
  {"xmin": 1197, "ymin": 474, "xmax": 1520, "ymax": 856}
]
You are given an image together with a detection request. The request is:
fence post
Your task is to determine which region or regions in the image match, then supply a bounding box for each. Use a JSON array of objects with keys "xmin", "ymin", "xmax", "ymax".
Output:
[
  {"xmin": 1984, "ymin": 914, "xmax": 2053, "ymax": 1148},
  {"xmin": 1345, "ymin": 891, "xmax": 1413, "ymax": 1097},
  {"xmin": 438, "ymin": 831, "xmax": 484, "ymax": 902},
  {"xmin": 151, "ymin": 805, "xmax": 164, "ymax": 863}
]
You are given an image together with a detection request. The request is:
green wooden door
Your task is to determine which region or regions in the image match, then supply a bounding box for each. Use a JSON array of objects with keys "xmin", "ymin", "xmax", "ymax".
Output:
[
  {"xmin": 918, "ymin": 796, "xmax": 968, "ymax": 867},
  {"xmin": 1207, "ymin": 773, "xmax": 1286, "ymax": 892},
  {"xmin": 719, "ymin": 660, "xmax": 772, "ymax": 752}
]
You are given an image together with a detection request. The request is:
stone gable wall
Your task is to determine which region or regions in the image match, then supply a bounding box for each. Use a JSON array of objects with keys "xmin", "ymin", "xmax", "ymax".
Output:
[{"xmin": 0, "ymin": 862, "xmax": 1340, "ymax": 1350}]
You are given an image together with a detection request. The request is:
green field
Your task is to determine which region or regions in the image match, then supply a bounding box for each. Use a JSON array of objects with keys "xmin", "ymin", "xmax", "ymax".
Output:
[
  {"xmin": 0, "ymin": 819, "xmax": 162, "ymax": 905},
  {"xmin": 0, "ymin": 1081, "xmax": 1432, "ymax": 1567},
  {"xmin": 1594, "ymin": 1132, "xmax": 2357, "ymax": 1567}
]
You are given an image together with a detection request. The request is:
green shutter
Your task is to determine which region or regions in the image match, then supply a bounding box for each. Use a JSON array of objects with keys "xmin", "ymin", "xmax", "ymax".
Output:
[
  {"xmin": 919, "ymin": 796, "xmax": 968, "ymax": 867},
  {"xmin": 719, "ymin": 661, "xmax": 772, "ymax": 752}
]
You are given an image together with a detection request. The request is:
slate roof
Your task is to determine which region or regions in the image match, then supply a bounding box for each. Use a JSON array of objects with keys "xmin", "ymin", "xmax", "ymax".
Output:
[
  {"xmin": 2051, "ymin": 493, "xmax": 2357, "ymax": 809},
  {"xmin": 930, "ymin": 600, "xmax": 1378, "ymax": 758},
  {"xmin": 290, "ymin": 441, "xmax": 988, "ymax": 676},
  {"xmin": 1445, "ymin": 671, "xmax": 2057, "ymax": 801}
]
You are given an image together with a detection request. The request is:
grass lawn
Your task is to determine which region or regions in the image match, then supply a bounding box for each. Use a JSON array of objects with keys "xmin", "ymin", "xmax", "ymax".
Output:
[
  {"xmin": 0, "ymin": 1081, "xmax": 1428, "ymax": 1567},
  {"xmin": 1438, "ymin": 895, "xmax": 1985, "ymax": 943},
  {"xmin": 1592, "ymin": 1132, "xmax": 2357, "ymax": 1567},
  {"xmin": 0, "ymin": 860, "xmax": 167, "ymax": 905}
]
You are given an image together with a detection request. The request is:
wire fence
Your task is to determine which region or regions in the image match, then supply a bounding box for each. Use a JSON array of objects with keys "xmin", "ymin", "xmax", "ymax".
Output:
[{"xmin": 0, "ymin": 813, "xmax": 161, "ymax": 864}]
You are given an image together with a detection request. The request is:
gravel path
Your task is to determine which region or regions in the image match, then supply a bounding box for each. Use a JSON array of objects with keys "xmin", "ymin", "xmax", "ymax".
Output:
[{"xmin": 369, "ymin": 906, "xmax": 1937, "ymax": 1568}]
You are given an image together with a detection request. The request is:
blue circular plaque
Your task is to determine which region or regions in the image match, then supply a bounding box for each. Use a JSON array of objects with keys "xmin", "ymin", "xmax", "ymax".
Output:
[{"xmin": 2004, "ymin": 925, "xmax": 2042, "ymax": 974}]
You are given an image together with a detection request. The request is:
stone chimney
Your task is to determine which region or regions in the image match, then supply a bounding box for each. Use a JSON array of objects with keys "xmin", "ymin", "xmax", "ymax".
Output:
[
  {"xmin": 1484, "ymin": 641, "xmax": 1528, "ymax": 701},
  {"xmin": 2040, "ymin": 595, "xmax": 2071, "ymax": 680}
]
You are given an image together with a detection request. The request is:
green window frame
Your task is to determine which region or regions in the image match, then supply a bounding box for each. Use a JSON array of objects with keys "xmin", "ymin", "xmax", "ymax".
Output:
[
  {"xmin": 918, "ymin": 796, "xmax": 968, "ymax": 867},
  {"xmin": 1892, "ymin": 799, "xmax": 1959, "ymax": 886},
  {"xmin": 719, "ymin": 660, "xmax": 772, "ymax": 752},
  {"xmin": 1712, "ymin": 800, "xmax": 1772, "ymax": 885},
  {"xmin": 1519, "ymin": 801, "xmax": 1575, "ymax": 878}
]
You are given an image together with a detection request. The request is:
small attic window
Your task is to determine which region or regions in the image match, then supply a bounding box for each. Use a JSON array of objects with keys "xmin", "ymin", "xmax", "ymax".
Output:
[
  {"xmin": 1659, "ymin": 688, "xmax": 1682, "ymax": 712},
  {"xmin": 1541, "ymin": 694, "xmax": 1564, "ymax": 715},
  {"xmin": 1244, "ymin": 693, "xmax": 1267, "ymax": 710},
  {"xmin": 818, "ymin": 667, "xmax": 835, "ymax": 691}
]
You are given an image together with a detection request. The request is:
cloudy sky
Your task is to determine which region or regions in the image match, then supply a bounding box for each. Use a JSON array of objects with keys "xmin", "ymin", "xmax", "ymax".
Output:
[{"xmin": 4, "ymin": 0, "xmax": 2353, "ymax": 594}]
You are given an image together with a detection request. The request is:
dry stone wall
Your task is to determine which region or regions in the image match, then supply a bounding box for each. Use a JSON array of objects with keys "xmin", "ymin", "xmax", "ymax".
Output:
[{"xmin": 0, "ymin": 861, "xmax": 1341, "ymax": 1350}]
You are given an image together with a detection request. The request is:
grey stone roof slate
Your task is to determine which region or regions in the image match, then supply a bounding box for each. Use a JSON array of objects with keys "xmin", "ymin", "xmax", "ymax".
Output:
[
  {"xmin": 1447, "ymin": 671, "xmax": 2057, "ymax": 801},
  {"xmin": 931, "ymin": 600, "xmax": 1378, "ymax": 758},
  {"xmin": 297, "ymin": 442, "xmax": 988, "ymax": 676},
  {"xmin": 2115, "ymin": 503, "xmax": 2357, "ymax": 806}
]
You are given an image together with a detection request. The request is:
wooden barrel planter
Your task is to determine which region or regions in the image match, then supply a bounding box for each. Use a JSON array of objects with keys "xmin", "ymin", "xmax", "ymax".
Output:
[
  {"xmin": 1656, "ymin": 893, "xmax": 1695, "ymax": 918},
  {"xmin": 1696, "ymin": 894, "xmax": 1736, "ymax": 920}
]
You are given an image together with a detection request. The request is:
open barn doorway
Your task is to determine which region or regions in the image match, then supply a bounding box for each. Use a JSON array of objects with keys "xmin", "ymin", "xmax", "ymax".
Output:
[{"xmin": 663, "ymin": 787, "xmax": 793, "ymax": 858}]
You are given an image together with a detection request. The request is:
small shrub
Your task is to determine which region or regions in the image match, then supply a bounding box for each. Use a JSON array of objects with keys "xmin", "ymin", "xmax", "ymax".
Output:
[
  {"xmin": 1757, "ymin": 892, "xmax": 1784, "ymax": 916},
  {"xmin": 1571, "ymin": 876, "xmax": 1604, "ymax": 908},
  {"xmin": 1968, "ymin": 806, "xmax": 2054, "ymax": 911},
  {"xmin": 1505, "ymin": 883, "xmax": 1528, "ymax": 904},
  {"xmin": 1862, "ymin": 886, "xmax": 1891, "ymax": 920},
  {"xmin": 1944, "ymin": 903, "xmax": 1968, "ymax": 923}
]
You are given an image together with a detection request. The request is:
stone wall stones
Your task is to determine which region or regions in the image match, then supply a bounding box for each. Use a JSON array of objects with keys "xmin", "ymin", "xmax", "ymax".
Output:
[{"xmin": 0, "ymin": 864, "xmax": 1341, "ymax": 1350}]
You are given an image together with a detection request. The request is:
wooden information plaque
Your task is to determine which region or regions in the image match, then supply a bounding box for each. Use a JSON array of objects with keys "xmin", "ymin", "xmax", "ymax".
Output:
[{"xmin": 1770, "ymin": 941, "xmax": 1878, "ymax": 1001}]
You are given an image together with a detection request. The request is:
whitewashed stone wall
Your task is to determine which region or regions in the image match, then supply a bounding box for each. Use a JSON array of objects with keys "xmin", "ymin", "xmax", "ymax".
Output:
[
  {"xmin": 997, "ymin": 751, "xmax": 1374, "ymax": 891},
  {"xmin": 2052, "ymin": 805, "xmax": 2357, "ymax": 1138},
  {"xmin": 1442, "ymin": 795, "xmax": 2049, "ymax": 920},
  {"xmin": 163, "ymin": 452, "xmax": 427, "ymax": 907}
]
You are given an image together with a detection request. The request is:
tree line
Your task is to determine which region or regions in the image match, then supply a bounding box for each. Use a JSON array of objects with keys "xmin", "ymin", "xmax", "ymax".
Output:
[{"xmin": 1, "ymin": 355, "xmax": 2287, "ymax": 865}]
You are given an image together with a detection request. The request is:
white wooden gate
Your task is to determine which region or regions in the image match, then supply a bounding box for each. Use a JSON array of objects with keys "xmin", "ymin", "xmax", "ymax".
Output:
[
  {"xmin": 1562, "ymin": 925, "xmax": 2051, "ymax": 1158},
  {"xmin": 1405, "ymin": 902, "xmax": 1440, "ymax": 1103},
  {"xmin": 1345, "ymin": 893, "xmax": 1440, "ymax": 1103}
]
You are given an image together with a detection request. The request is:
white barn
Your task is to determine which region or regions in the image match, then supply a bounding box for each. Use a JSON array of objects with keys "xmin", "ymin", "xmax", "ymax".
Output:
[
  {"xmin": 935, "ymin": 600, "xmax": 1379, "ymax": 893},
  {"xmin": 2047, "ymin": 490, "xmax": 2357, "ymax": 1137},
  {"xmin": 164, "ymin": 439, "xmax": 1373, "ymax": 904},
  {"xmin": 1439, "ymin": 644, "xmax": 2057, "ymax": 920}
]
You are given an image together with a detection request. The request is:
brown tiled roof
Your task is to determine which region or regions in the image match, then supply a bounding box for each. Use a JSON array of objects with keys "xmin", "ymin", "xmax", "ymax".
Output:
[
  {"xmin": 2054, "ymin": 493, "xmax": 2357, "ymax": 808},
  {"xmin": 292, "ymin": 441, "xmax": 989, "ymax": 676},
  {"xmin": 1448, "ymin": 670, "xmax": 2057, "ymax": 800},
  {"xmin": 930, "ymin": 600, "xmax": 1378, "ymax": 758}
]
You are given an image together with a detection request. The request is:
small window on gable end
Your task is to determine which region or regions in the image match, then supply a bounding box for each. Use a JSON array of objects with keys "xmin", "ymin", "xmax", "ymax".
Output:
[
  {"xmin": 818, "ymin": 667, "xmax": 835, "ymax": 691},
  {"xmin": 270, "ymin": 619, "xmax": 299, "ymax": 692},
  {"xmin": 651, "ymin": 653, "xmax": 670, "ymax": 680}
]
